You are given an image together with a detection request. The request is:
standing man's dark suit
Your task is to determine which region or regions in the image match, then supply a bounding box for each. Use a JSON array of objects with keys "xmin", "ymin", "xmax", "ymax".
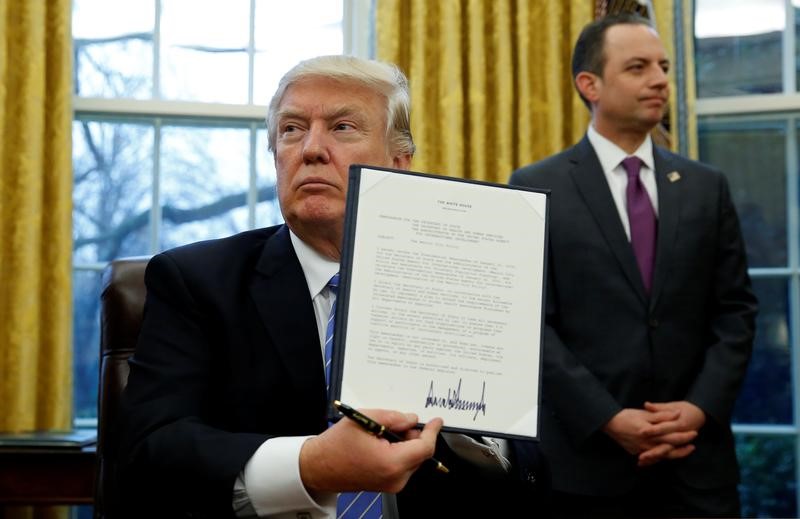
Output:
[
  {"xmin": 509, "ymin": 13, "xmax": 757, "ymax": 518},
  {"xmin": 511, "ymin": 136, "xmax": 756, "ymax": 495}
]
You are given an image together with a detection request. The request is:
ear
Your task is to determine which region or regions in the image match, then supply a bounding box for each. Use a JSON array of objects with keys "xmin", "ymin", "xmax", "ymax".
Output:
[
  {"xmin": 393, "ymin": 153, "xmax": 412, "ymax": 170},
  {"xmin": 575, "ymin": 71, "xmax": 601, "ymax": 105}
]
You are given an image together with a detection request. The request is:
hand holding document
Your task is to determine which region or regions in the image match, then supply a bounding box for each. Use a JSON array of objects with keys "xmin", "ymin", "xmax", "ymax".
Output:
[
  {"xmin": 333, "ymin": 400, "xmax": 450, "ymax": 473},
  {"xmin": 329, "ymin": 166, "xmax": 548, "ymax": 440}
]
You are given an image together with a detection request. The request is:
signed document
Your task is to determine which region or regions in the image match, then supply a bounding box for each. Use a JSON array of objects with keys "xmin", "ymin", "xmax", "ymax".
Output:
[{"xmin": 328, "ymin": 165, "xmax": 548, "ymax": 440}]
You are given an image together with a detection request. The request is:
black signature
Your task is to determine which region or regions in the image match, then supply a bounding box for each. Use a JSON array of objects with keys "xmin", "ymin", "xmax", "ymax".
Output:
[{"xmin": 424, "ymin": 378, "xmax": 486, "ymax": 421}]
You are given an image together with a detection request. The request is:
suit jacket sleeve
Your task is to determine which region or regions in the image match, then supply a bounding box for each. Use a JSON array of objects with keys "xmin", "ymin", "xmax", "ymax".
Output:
[
  {"xmin": 116, "ymin": 251, "xmax": 269, "ymax": 517},
  {"xmin": 684, "ymin": 171, "xmax": 757, "ymax": 426}
]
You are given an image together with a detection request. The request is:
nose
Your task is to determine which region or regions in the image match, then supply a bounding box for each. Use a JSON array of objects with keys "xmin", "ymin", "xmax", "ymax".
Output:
[
  {"xmin": 302, "ymin": 123, "xmax": 331, "ymax": 165},
  {"xmin": 650, "ymin": 65, "xmax": 668, "ymax": 89}
]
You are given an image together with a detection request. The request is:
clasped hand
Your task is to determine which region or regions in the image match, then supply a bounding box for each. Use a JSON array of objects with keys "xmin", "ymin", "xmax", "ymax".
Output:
[
  {"xmin": 299, "ymin": 408, "xmax": 443, "ymax": 494},
  {"xmin": 603, "ymin": 401, "xmax": 705, "ymax": 467}
]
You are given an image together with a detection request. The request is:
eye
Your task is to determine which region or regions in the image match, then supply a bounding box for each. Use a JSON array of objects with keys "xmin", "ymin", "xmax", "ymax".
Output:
[
  {"xmin": 334, "ymin": 122, "xmax": 356, "ymax": 131},
  {"xmin": 279, "ymin": 122, "xmax": 304, "ymax": 139}
]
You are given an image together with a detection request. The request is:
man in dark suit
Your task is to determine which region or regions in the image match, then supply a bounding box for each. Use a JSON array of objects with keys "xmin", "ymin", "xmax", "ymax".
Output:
[
  {"xmin": 115, "ymin": 55, "xmax": 546, "ymax": 518},
  {"xmin": 509, "ymin": 13, "xmax": 757, "ymax": 518}
]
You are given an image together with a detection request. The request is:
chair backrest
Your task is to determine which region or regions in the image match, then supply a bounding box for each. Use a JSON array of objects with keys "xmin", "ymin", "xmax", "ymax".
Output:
[{"xmin": 95, "ymin": 256, "xmax": 150, "ymax": 518}]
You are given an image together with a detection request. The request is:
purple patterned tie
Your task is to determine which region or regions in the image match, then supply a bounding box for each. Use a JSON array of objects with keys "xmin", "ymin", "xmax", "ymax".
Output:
[
  {"xmin": 622, "ymin": 157, "xmax": 657, "ymax": 294},
  {"xmin": 324, "ymin": 274, "xmax": 383, "ymax": 518}
]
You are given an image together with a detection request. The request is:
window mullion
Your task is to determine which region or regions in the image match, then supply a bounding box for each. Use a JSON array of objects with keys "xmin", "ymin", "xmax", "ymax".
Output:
[
  {"xmin": 153, "ymin": 0, "xmax": 162, "ymax": 99},
  {"xmin": 248, "ymin": 0, "xmax": 256, "ymax": 105},
  {"xmin": 248, "ymin": 123, "xmax": 258, "ymax": 228},
  {"xmin": 788, "ymin": 119, "xmax": 800, "ymax": 273},
  {"xmin": 73, "ymin": 97, "xmax": 268, "ymax": 120},
  {"xmin": 784, "ymin": 0, "xmax": 796, "ymax": 94},
  {"xmin": 151, "ymin": 118, "xmax": 162, "ymax": 253},
  {"xmin": 343, "ymin": 0, "xmax": 374, "ymax": 58}
]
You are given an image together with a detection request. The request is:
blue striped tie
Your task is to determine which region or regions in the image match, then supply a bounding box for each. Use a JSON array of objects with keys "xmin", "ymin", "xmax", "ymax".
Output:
[
  {"xmin": 324, "ymin": 273, "xmax": 382, "ymax": 519},
  {"xmin": 324, "ymin": 273, "xmax": 340, "ymax": 391}
]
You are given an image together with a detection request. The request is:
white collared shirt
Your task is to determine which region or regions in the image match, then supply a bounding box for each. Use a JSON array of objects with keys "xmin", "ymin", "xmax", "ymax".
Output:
[
  {"xmin": 290, "ymin": 231, "xmax": 341, "ymax": 359},
  {"xmin": 587, "ymin": 124, "xmax": 659, "ymax": 240}
]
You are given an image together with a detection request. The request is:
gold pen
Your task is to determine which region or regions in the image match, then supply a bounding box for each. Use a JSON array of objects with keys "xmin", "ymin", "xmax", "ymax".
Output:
[{"xmin": 333, "ymin": 400, "xmax": 450, "ymax": 474}]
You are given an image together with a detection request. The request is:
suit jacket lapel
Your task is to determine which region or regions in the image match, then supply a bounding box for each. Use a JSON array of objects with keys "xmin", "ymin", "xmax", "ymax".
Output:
[
  {"xmin": 249, "ymin": 225, "xmax": 326, "ymax": 407},
  {"xmin": 569, "ymin": 137, "xmax": 648, "ymax": 303},
  {"xmin": 650, "ymin": 147, "xmax": 682, "ymax": 308}
]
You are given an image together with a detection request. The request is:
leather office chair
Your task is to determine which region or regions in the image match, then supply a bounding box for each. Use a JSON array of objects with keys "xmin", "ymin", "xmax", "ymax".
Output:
[{"xmin": 95, "ymin": 256, "xmax": 150, "ymax": 518}]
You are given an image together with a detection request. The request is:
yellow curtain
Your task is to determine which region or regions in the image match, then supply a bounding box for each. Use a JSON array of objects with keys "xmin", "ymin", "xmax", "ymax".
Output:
[
  {"xmin": 650, "ymin": 0, "xmax": 696, "ymax": 157},
  {"xmin": 0, "ymin": 0, "xmax": 73, "ymax": 432},
  {"xmin": 377, "ymin": 0, "xmax": 594, "ymax": 182}
]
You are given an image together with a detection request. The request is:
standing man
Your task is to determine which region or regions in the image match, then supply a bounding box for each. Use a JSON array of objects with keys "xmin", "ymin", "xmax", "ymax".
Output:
[
  {"xmin": 115, "ymin": 55, "xmax": 546, "ymax": 518},
  {"xmin": 510, "ymin": 13, "xmax": 757, "ymax": 518}
]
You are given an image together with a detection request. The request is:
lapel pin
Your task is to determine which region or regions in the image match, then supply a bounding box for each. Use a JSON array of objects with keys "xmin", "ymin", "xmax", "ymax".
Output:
[{"xmin": 667, "ymin": 171, "xmax": 681, "ymax": 183}]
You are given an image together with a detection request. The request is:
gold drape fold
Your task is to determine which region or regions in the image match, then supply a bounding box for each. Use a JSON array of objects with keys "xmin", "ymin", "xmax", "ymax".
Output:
[
  {"xmin": 0, "ymin": 0, "xmax": 73, "ymax": 432},
  {"xmin": 377, "ymin": 0, "xmax": 594, "ymax": 182}
]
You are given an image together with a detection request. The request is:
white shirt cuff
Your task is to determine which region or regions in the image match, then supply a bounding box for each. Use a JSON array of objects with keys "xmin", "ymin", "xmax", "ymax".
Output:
[{"xmin": 241, "ymin": 436, "xmax": 337, "ymax": 518}]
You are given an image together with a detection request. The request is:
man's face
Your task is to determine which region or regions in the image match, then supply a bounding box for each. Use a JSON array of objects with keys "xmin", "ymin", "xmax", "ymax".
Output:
[
  {"xmin": 587, "ymin": 23, "xmax": 670, "ymax": 135},
  {"xmin": 274, "ymin": 76, "xmax": 410, "ymax": 240}
]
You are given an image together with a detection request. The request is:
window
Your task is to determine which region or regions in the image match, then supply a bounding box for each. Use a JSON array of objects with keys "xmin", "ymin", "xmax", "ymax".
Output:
[
  {"xmin": 71, "ymin": 0, "xmax": 373, "ymax": 423},
  {"xmin": 695, "ymin": 1, "xmax": 800, "ymax": 516}
]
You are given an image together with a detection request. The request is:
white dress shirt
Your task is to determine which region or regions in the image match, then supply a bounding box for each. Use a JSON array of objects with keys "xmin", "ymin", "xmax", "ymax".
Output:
[{"xmin": 586, "ymin": 124, "xmax": 659, "ymax": 240}]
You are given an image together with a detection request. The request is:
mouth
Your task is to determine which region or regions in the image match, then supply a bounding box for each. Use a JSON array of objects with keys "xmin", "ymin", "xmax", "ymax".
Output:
[
  {"xmin": 296, "ymin": 176, "xmax": 338, "ymax": 193},
  {"xmin": 298, "ymin": 175, "xmax": 332, "ymax": 186},
  {"xmin": 641, "ymin": 96, "xmax": 667, "ymax": 106}
]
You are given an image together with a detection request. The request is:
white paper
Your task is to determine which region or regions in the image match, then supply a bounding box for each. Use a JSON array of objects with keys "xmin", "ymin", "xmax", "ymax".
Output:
[{"xmin": 335, "ymin": 167, "xmax": 547, "ymax": 439}]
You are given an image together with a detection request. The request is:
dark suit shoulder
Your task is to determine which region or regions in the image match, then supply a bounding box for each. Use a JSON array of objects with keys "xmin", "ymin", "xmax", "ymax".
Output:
[
  {"xmin": 163, "ymin": 225, "xmax": 281, "ymax": 261},
  {"xmin": 656, "ymin": 145, "xmax": 725, "ymax": 173},
  {"xmin": 145, "ymin": 224, "xmax": 287, "ymax": 301},
  {"xmin": 159, "ymin": 224, "xmax": 281, "ymax": 269},
  {"xmin": 654, "ymin": 146, "xmax": 731, "ymax": 190},
  {"xmin": 510, "ymin": 140, "xmax": 588, "ymax": 187}
]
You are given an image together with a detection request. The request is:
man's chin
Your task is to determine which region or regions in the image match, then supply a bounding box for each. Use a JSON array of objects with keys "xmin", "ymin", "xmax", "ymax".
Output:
[
  {"xmin": 639, "ymin": 112, "xmax": 666, "ymax": 130},
  {"xmin": 287, "ymin": 204, "xmax": 344, "ymax": 229},
  {"xmin": 648, "ymin": 106, "xmax": 668, "ymax": 122}
]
